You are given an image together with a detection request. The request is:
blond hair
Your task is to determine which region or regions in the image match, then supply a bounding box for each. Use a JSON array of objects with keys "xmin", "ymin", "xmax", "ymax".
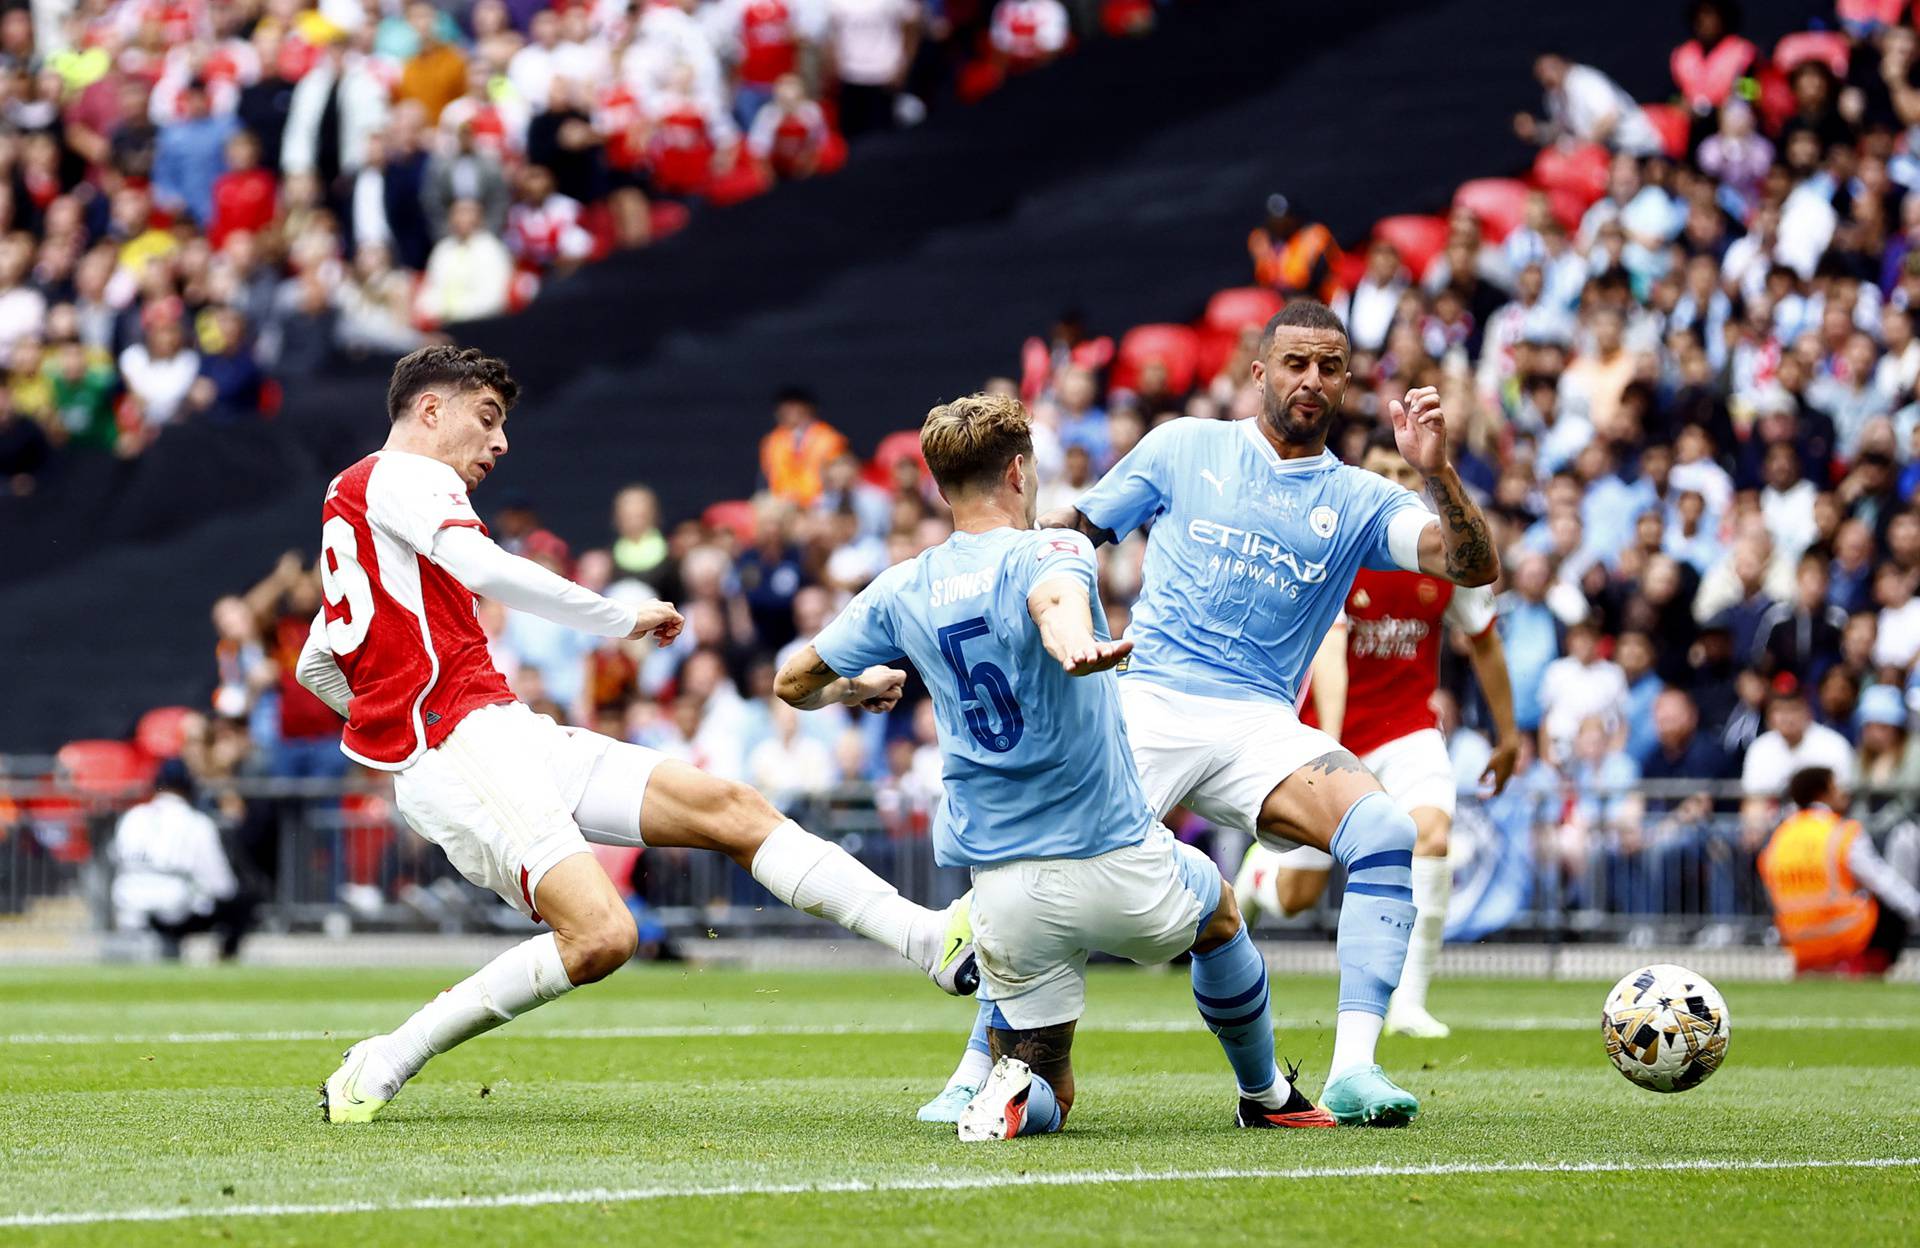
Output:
[{"xmin": 920, "ymin": 393, "xmax": 1034, "ymax": 493}]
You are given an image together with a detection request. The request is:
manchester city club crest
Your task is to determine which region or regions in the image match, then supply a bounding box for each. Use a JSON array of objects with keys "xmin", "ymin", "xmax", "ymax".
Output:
[{"xmin": 1309, "ymin": 505, "xmax": 1338, "ymax": 538}]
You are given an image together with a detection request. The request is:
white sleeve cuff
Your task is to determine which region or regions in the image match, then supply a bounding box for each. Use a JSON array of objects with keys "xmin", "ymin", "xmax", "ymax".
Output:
[{"xmin": 1388, "ymin": 510, "xmax": 1438, "ymax": 574}]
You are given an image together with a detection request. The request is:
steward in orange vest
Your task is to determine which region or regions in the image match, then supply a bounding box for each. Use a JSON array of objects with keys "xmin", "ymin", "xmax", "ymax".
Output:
[{"xmin": 1759, "ymin": 767, "xmax": 1915, "ymax": 976}]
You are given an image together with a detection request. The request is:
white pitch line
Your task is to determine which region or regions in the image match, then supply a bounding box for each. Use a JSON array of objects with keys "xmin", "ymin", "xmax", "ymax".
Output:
[
  {"xmin": 5, "ymin": 1016, "xmax": 1918, "ymax": 1046},
  {"xmin": 1, "ymin": 1156, "xmax": 1913, "ymax": 1229}
]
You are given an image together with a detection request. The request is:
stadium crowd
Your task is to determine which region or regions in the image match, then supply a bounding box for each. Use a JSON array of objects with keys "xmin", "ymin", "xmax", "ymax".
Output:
[
  {"xmin": 0, "ymin": 0, "xmax": 1144, "ymax": 496},
  {"xmin": 90, "ymin": 1, "xmax": 1920, "ymax": 933}
]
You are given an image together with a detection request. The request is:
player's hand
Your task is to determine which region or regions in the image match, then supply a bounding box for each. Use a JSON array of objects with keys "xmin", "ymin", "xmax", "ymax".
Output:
[
  {"xmin": 1480, "ymin": 735, "xmax": 1521, "ymax": 796},
  {"xmin": 848, "ymin": 665, "xmax": 906, "ymax": 713},
  {"xmin": 628, "ymin": 601, "xmax": 684, "ymax": 647},
  {"xmin": 1036, "ymin": 505, "xmax": 1081, "ymax": 532},
  {"xmin": 1388, "ymin": 386, "xmax": 1449, "ymax": 477},
  {"xmin": 1063, "ymin": 637, "xmax": 1131, "ymax": 676}
]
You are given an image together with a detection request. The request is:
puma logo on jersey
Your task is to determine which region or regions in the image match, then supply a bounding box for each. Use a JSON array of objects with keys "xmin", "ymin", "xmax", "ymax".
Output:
[{"xmin": 1201, "ymin": 470, "xmax": 1232, "ymax": 495}]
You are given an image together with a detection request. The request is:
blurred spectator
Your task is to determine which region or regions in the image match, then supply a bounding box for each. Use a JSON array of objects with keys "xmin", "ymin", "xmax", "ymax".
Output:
[
  {"xmin": 209, "ymin": 130, "xmax": 279, "ymax": 251},
  {"xmin": 1538, "ymin": 617, "xmax": 1627, "ymax": 762},
  {"xmin": 612, "ymin": 484, "xmax": 670, "ymax": 579},
  {"xmin": 119, "ymin": 304, "xmax": 201, "ymax": 440},
  {"xmin": 827, "ymin": 0, "xmax": 923, "ymax": 137},
  {"xmin": 748, "ymin": 73, "xmax": 833, "ymax": 180},
  {"xmin": 425, "ymin": 124, "xmax": 511, "ymax": 237},
  {"xmin": 0, "ymin": 385, "xmax": 49, "ymax": 494},
  {"xmin": 1514, "ymin": 53, "xmax": 1663, "ymax": 155},
  {"xmin": 1249, "ymin": 193, "xmax": 1341, "ymax": 304},
  {"xmin": 398, "ymin": 1, "xmax": 470, "ymax": 124},
  {"xmin": 506, "ymin": 165, "xmax": 596, "ymax": 275},
  {"xmin": 760, "ymin": 384, "xmax": 848, "ymax": 505},
  {"xmin": 1756, "ymin": 552, "xmax": 1849, "ymax": 682},
  {"xmin": 416, "ymin": 198, "xmax": 514, "ymax": 325},
  {"xmin": 991, "ymin": 0, "xmax": 1071, "ymax": 72},
  {"xmin": 748, "ymin": 697, "xmax": 836, "ymax": 815},
  {"xmin": 153, "ymin": 80, "xmax": 240, "ymax": 228},
  {"xmin": 1760, "ymin": 765, "xmax": 1919, "ymax": 975},
  {"xmin": 281, "ymin": 32, "xmax": 390, "ymax": 184},
  {"xmin": 109, "ymin": 760, "xmax": 251, "ymax": 961}
]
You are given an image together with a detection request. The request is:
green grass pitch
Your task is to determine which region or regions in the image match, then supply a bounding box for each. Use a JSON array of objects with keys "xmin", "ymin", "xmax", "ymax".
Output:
[{"xmin": 1, "ymin": 962, "xmax": 1915, "ymax": 1245}]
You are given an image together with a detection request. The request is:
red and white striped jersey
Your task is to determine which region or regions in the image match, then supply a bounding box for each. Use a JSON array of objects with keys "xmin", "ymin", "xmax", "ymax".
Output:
[
  {"xmin": 1300, "ymin": 567, "xmax": 1495, "ymax": 758},
  {"xmin": 318, "ymin": 452, "xmax": 515, "ymax": 769}
]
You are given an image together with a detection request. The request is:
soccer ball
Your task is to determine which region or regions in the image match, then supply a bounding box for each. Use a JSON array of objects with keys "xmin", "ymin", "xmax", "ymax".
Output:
[{"xmin": 1600, "ymin": 963, "xmax": 1730, "ymax": 1093}]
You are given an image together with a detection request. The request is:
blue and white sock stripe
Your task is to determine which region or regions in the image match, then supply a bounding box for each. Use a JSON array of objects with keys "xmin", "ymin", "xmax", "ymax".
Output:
[{"xmin": 1192, "ymin": 977, "xmax": 1271, "ymax": 1032}]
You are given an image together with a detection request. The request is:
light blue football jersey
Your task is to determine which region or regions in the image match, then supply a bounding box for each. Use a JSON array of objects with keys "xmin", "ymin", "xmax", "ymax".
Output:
[
  {"xmin": 811, "ymin": 526, "xmax": 1153, "ymax": 869},
  {"xmin": 1076, "ymin": 417, "xmax": 1429, "ymax": 706}
]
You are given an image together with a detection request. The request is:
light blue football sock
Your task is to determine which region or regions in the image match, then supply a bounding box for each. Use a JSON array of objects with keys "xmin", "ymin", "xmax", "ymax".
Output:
[
  {"xmin": 1015, "ymin": 1070, "xmax": 1064, "ymax": 1136},
  {"xmin": 1330, "ymin": 791, "xmax": 1418, "ymax": 1017},
  {"xmin": 1190, "ymin": 926, "xmax": 1279, "ymax": 1099},
  {"xmin": 945, "ymin": 999, "xmax": 994, "ymax": 1091}
]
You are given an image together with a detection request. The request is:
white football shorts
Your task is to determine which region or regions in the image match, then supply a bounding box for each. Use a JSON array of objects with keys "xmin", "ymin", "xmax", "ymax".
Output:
[
  {"xmin": 1268, "ymin": 727, "xmax": 1456, "ymax": 871},
  {"xmin": 393, "ymin": 701, "xmax": 667, "ymax": 921},
  {"xmin": 970, "ymin": 824, "xmax": 1222, "ymax": 1030},
  {"xmin": 1118, "ymin": 678, "xmax": 1343, "ymax": 848}
]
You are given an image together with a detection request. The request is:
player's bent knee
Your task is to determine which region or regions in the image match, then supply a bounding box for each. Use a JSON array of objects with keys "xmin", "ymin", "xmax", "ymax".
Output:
[
  {"xmin": 561, "ymin": 912, "xmax": 638, "ymax": 984},
  {"xmin": 1193, "ymin": 885, "xmax": 1244, "ymax": 953},
  {"xmin": 1411, "ymin": 809, "xmax": 1451, "ymax": 859},
  {"xmin": 1274, "ymin": 868, "xmax": 1329, "ymax": 917}
]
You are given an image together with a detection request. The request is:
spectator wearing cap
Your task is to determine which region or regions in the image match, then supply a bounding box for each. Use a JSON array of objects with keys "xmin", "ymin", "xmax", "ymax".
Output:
[
  {"xmin": 109, "ymin": 759, "xmax": 252, "ymax": 961},
  {"xmin": 759, "ymin": 385, "xmax": 848, "ymax": 507},
  {"xmin": 152, "ymin": 79, "xmax": 240, "ymax": 228},
  {"xmin": 1755, "ymin": 551, "xmax": 1850, "ymax": 684}
]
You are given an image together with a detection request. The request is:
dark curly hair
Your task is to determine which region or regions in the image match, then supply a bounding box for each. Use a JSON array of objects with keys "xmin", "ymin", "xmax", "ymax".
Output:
[{"xmin": 387, "ymin": 346, "xmax": 521, "ymax": 423}]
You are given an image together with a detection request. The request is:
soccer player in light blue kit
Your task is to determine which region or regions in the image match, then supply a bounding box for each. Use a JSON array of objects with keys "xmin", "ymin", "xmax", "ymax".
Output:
[
  {"xmin": 776, "ymin": 392, "xmax": 1338, "ymax": 1138},
  {"xmin": 923, "ymin": 300, "xmax": 1501, "ymax": 1126}
]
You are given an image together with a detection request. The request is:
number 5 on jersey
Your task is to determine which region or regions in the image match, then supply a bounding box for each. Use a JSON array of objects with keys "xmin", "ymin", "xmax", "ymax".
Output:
[
  {"xmin": 937, "ymin": 616, "xmax": 1024, "ymax": 753},
  {"xmin": 321, "ymin": 515, "xmax": 375, "ymax": 654}
]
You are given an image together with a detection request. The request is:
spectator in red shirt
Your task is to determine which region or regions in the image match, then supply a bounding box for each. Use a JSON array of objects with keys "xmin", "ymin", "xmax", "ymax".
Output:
[
  {"xmin": 748, "ymin": 74, "xmax": 833, "ymax": 180},
  {"xmin": 209, "ymin": 130, "xmax": 278, "ymax": 252}
]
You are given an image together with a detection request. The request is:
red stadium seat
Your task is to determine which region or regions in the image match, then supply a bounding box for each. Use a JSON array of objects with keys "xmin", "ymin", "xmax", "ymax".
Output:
[
  {"xmin": 1111, "ymin": 323, "xmax": 1200, "ymax": 394},
  {"xmin": 55, "ymin": 740, "xmax": 155, "ymax": 798},
  {"xmin": 701, "ymin": 499, "xmax": 757, "ymax": 544},
  {"xmin": 1371, "ymin": 214, "xmax": 1450, "ymax": 281},
  {"xmin": 956, "ymin": 57, "xmax": 1006, "ymax": 103},
  {"xmin": 1330, "ymin": 248, "xmax": 1369, "ymax": 296},
  {"xmin": 1452, "ymin": 178, "xmax": 1531, "ymax": 244},
  {"xmin": 816, "ymin": 130, "xmax": 849, "ymax": 176},
  {"xmin": 1640, "ymin": 102, "xmax": 1692, "ymax": 160},
  {"xmin": 1531, "ymin": 142, "xmax": 1610, "ymax": 206},
  {"xmin": 1547, "ymin": 186, "xmax": 1589, "ymax": 232},
  {"xmin": 1753, "ymin": 63, "xmax": 1798, "ymax": 133},
  {"xmin": 1202, "ymin": 287, "xmax": 1283, "ymax": 335},
  {"xmin": 1773, "ymin": 30, "xmax": 1851, "ymax": 77},
  {"xmin": 1102, "ymin": 0, "xmax": 1155, "ymax": 36},
  {"xmin": 133, "ymin": 707, "xmax": 195, "ymax": 760}
]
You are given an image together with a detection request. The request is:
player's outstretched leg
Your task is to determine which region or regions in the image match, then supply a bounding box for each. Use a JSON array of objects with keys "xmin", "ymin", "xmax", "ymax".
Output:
[
  {"xmin": 1385, "ymin": 809, "xmax": 1453, "ymax": 1039},
  {"xmin": 1261, "ymin": 757, "xmax": 1420, "ymax": 1127},
  {"xmin": 1190, "ymin": 886, "xmax": 1335, "ymax": 1128},
  {"xmin": 322, "ymin": 854, "xmax": 632, "ymax": 1123},
  {"xmin": 920, "ymin": 999, "xmax": 993, "ymax": 1123},
  {"xmin": 583, "ymin": 754, "xmax": 976, "ymax": 994}
]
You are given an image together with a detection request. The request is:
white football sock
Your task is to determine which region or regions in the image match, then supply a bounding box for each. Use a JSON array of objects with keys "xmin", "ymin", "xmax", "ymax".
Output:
[
  {"xmin": 750, "ymin": 820, "xmax": 937, "ymax": 968},
  {"xmin": 1392, "ymin": 854, "xmax": 1451, "ymax": 1015},
  {"xmin": 1329, "ymin": 1009, "xmax": 1386, "ymax": 1080},
  {"xmin": 946, "ymin": 1046, "xmax": 993, "ymax": 1093},
  {"xmin": 376, "ymin": 932, "xmax": 575, "ymax": 1093}
]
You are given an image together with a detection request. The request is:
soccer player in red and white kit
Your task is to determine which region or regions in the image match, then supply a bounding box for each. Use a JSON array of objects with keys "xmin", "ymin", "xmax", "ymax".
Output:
[
  {"xmin": 298, "ymin": 347, "xmax": 975, "ymax": 1123},
  {"xmin": 1235, "ymin": 435, "xmax": 1521, "ymax": 1039}
]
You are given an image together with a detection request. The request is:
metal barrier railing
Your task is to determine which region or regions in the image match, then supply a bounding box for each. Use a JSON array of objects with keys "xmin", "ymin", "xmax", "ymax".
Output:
[{"xmin": 2, "ymin": 769, "xmax": 1912, "ymax": 946}]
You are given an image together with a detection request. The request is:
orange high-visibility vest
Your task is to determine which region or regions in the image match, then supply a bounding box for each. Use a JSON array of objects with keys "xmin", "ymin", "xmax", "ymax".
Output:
[
  {"xmin": 1758, "ymin": 807, "xmax": 1880, "ymax": 971},
  {"xmin": 759, "ymin": 420, "xmax": 849, "ymax": 507}
]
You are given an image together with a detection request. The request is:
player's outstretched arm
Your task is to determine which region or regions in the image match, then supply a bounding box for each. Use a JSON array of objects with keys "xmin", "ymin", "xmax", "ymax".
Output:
[
  {"xmin": 1027, "ymin": 578, "xmax": 1131, "ymax": 676},
  {"xmin": 429, "ymin": 526, "xmax": 681, "ymax": 645},
  {"xmin": 774, "ymin": 644, "xmax": 907, "ymax": 713},
  {"xmin": 1389, "ymin": 386, "xmax": 1500, "ymax": 587},
  {"xmin": 294, "ymin": 610, "xmax": 351, "ymax": 718},
  {"xmin": 1034, "ymin": 506, "xmax": 1117, "ymax": 548},
  {"xmin": 1463, "ymin": 624, "xmax": 1522, "ymax": 795}
]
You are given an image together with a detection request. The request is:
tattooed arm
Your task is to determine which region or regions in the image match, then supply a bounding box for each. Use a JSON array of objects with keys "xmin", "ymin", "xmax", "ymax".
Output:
[
  {"xmin": 1389, "ymin": 385, "xmax": 1500, "ymax": 587},
  {"xmin": 1035, "ymin": 506, "xmax": 1118, "ymax": 548},
  {"xmin": 1416, "ymin": 465, "xmax": 1501, "ymax": 587},
  {"xmin": 773, "ymin": 644, "xmax": 906, "ymax": 713}
]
